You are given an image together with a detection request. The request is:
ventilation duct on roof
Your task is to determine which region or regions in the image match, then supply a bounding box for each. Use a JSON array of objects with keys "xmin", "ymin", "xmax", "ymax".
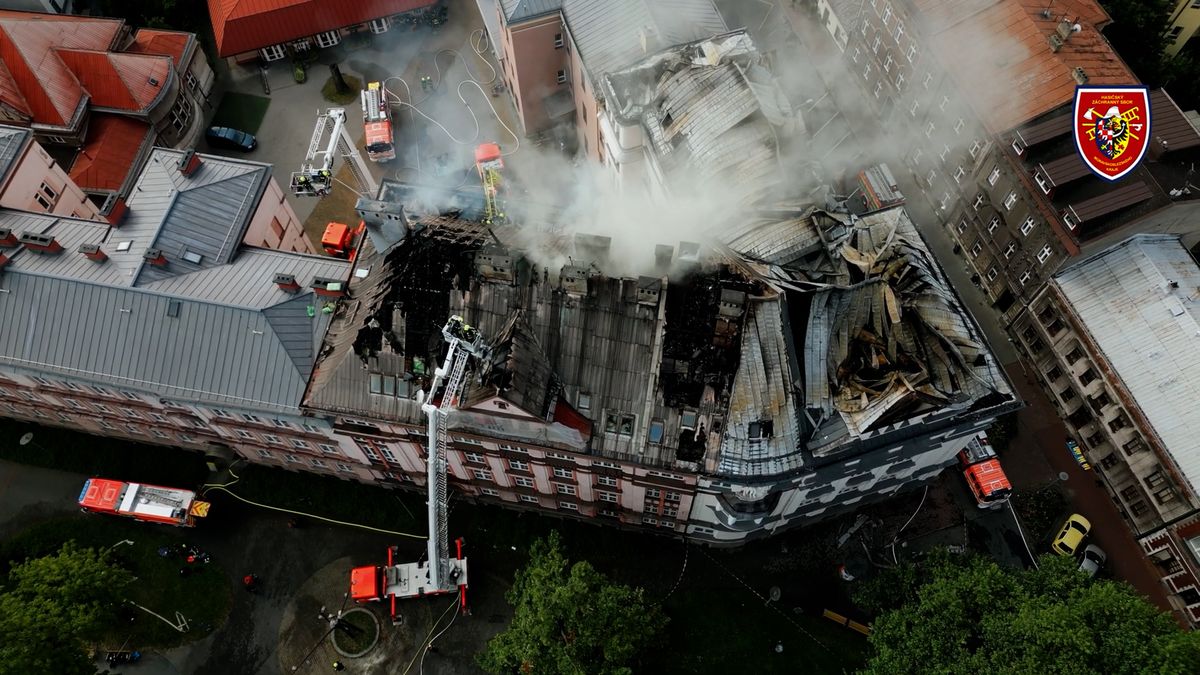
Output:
[
  {"xmin": 1072, "ymin": 67, "xmax": 1088, "ymax": 85},
  {"xmin": 78, "ymin": 243, "xmax": 107, "ymax": 262}
]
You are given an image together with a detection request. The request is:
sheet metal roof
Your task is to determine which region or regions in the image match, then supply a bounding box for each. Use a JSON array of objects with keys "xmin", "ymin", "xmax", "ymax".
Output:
[
  {"xmin": 0, "ymin": 124, "xmax": 28, "ymax": 187},
  {"xmin": 0, "ymin": 148, "xmax": 350, "ymax": 410},
  {"xmin": 126, "ymin": 29, "xmax": 192, "ymax": 68},
  {"xmin": 1054, "ymin": 235, "xmax": 1200, "ymax": 495},
  {"xmin": 500, "ymin": 0, "xmax": 562, "ymax": 22}
]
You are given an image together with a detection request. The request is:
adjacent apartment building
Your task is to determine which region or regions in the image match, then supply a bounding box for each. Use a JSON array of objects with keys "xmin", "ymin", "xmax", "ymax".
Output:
[
  {"xmin": 1016, "ymin": 233, "xmax": 1200, "ymax": 626},
  {"xmin": 0, "ymin": 126, "xmax": 100, "ymax": 220},
  {"xmin": 0, "ymin": 10, "xmax": 214, "ymax": 213},
  {"xmin": 816, "ymin": 0, "xmax": 1200, "ymax": 325},
  {"xmin": 207, "ymin": 0, "xmax": 440, "ymax": 63},
  {"xmin": 1167, "ymin": 0, "xmax": 1200, "ymax": 57}
]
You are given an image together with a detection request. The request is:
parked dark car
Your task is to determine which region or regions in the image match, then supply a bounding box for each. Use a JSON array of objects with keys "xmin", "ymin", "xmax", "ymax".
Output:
[{"xmin": 206, "ymin": 126, "xmax": 257, "ymax": 152}]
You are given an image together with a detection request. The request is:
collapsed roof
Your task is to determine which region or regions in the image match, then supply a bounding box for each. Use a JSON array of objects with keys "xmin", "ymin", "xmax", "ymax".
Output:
[{"xmin": 305, "ymin": 182, "xmax": 1014, "ymax": 477}]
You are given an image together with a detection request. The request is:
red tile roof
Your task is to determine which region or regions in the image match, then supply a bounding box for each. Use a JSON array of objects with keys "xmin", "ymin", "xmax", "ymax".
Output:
[
  {"xmin": 0, "ymin": 12, "xmax": 123, "ymax": 126},
  {"xmin": 126, "ymin": 29, "xmax": 192, "ymax": 68},
  {"xmin": 56, "ymin": 49, "xmax": 172, "ymax": 113},
  {"xmin": 207, "ymin": 0, "xmax": 436, "ymax": 57},
  {"xmin": 68, "ymin": 114, "xmax": 153, "ymax": 192},
  {"xmin": 913, "ymin": 0, "xmax": 1136, "ymax": 133}
]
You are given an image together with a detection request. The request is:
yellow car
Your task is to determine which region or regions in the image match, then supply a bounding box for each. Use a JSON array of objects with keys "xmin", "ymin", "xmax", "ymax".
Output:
[{"xmin": 1051, "ymin": 514, "xmax": 1092, "ymax": 556}]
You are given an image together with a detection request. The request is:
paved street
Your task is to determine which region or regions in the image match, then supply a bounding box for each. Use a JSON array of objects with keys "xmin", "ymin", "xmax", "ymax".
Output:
[{"xmin": 715, "ymin": 0, "xmax": 1177, "ymax": 613}]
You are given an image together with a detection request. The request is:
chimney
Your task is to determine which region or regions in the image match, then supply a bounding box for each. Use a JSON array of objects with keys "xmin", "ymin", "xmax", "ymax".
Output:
[
  {"xmin": 274, "ymin": 272, "xmax": 301, "ymax": 293},
  {"xmin": 654, "ymin": 244, "xmax": 673, "ymax": 274},
  {"xmin": 1047, "ymin": 33, "xmax": 1064, "ymax": 52},
  {"xmin": 560, "ymin": 264, "xmax": 590, "ymax": 296},
  {"xmin": 18, "ymin": 231, "xmax": 62, "ymax": 254},
  {"xmin": 0, "ymin": 227, "xmax": 16, "ymax": 247},
  {"xmin": 178, "ymin": 149, "xmax": 202, "ymax": 177},
  {"xmin": 1072, "ymin": 67, "xmax": 1088, "ymax": 85},
  {"xmin": 143, "ymin": 248, "xmax": 167, "ymax": 267},
  {"xmin": 312, "ymin": 277, "xmax": 346, "ymax": 298},
  {"xmin": 106, "ymin": 198, "xmax": 129, "ymax": 226},
  {"xmin": 77, "ymin": 243, "xmax": 107, "ymax": 262}
]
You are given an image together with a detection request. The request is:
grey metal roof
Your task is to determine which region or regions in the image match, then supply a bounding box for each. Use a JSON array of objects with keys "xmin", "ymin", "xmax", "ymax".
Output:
[
  {"xmin": 1054, "ymin": 234, "xmax": 1200, "ymax": 496},
  {"xmin": 500, "ymin": 0, "xmax": 562, "ymax": 21},
  {"xmin": 0, "ymin": 148, "xmax": 350, "ymax": 411},
  {"xmin": 0, "ymin": 125, "xmax": 29, "ymax": 189},
  {"xmin": 562, "ymin": 0, "xmax": 727, "ymax": 81}
]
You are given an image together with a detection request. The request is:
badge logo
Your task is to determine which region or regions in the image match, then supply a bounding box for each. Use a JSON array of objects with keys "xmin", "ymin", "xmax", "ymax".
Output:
[{"xmin": 1073, "ymin": 86, "xmax": 1151, "ymax": 182}]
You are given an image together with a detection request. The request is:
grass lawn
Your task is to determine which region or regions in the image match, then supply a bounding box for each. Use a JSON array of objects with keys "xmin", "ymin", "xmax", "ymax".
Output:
[
  {"xmin": 0, "ymin": 516, "xmax": 232, "ymax": 648},
  {"xmin": 211, "ymin": 92, "xmax": 271, "ymax": 134},
  {"xmin": 0, "ymin": 420, "xmax": 209, "ymax": 488}
]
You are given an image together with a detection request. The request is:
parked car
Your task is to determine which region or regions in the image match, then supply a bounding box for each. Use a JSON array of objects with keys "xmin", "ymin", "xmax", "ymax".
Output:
[
  {"xmin": 1078, "ymin": 544, "xmax": 1106, "ymax": 577},
  {"xmin": 206, "ymin": 126, "xmax": 257, "ymax": 152},
  {"xmin": 1051, "ymin": 514, "xmax": 1092, "ymax": 556}
]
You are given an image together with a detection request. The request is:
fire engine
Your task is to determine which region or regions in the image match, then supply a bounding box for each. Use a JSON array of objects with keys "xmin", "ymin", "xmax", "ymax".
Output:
[
  {"xmin": 362, "ymin": 81, "xmax": 395, "ymax": 163},
  {"xmin": 350, "ymin": 315, "xmax": 485, "ymax": 619},
  {"xmin": 78, "ymin": 478, "xmax": 211, "ymax": 527},
  {"xmin": 956, "ymin": 433, "xmax": 1012, "ymax": 509}
]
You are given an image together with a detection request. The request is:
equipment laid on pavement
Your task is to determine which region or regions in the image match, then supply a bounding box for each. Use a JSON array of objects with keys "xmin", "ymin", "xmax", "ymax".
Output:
[
  {"xmin": 362, "ymin": 81, "xmax": 395, "ymax": 163},
  {"xmin": 291, "ymin": 108, "xmax": 379, "ymax": 198},
  {"xmin": 78, "ymin": 478, "xmax": 211, "ymax": 527},
  {"xmin": 350, "ymin": 316, "xmax": 487, "ymax": 619}
]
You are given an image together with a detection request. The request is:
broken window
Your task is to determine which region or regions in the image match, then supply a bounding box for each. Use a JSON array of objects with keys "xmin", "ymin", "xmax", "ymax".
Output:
[
  {"xmin": 1079, "ymin": 368, "xmax": 1098, "ymax": 386},
  {"xmin": 749, "ymin": 419, "xmax": 774, "ymax": 440},
  {"xmin": 1045, "ymin": 319, "xmax": 1064, "ymax": 336},
  {"xmin": 619, "ymin": 415, "xmax": 635, "ymax": 436}
]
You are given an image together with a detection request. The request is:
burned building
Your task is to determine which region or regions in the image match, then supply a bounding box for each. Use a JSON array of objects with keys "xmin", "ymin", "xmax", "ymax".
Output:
[{"xmin": 302, "ymin": 180, "xmax": 1017, "ymax": 543}]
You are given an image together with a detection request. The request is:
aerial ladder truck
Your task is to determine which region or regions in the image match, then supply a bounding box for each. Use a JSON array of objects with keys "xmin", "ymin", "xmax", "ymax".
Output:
[
  {"xmin": 350, "ymin": 316, "xmax": 487, "ymax": 620},
  {"xmin": 292, "ymin": 108, "xmax": 381, "ymax": 258}
]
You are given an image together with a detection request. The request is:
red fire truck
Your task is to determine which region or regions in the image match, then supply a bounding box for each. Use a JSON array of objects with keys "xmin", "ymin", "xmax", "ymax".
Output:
[
  {"xmin": 78, "ymin": 478, "xmax": 210, "ymax": 527},
  {"xmin": 362, "ymin": 81, "xmax": 395, "ymax": 162},
  {"xmin": 956, "ymin": 433, "xmax": 1012, "ymax": 509}
]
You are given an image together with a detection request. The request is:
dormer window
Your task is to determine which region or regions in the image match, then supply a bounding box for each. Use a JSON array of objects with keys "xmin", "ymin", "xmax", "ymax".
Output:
[{"xmin": 749, "ymin": 419, "xmax": 774, "ymax": 441}]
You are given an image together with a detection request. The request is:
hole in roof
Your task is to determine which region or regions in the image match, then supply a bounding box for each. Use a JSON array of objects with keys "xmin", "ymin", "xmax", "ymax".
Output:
[
  {"xmin": 182, "ymin": 250, "xmax": 203, "ymax": 264},
  {"xmin": 148, "ymin": 77, "xmax": 159, "ymax": 86},
  {"xmin": 116, "ymin": 241, "xmax": 132, "ymax": 252}
]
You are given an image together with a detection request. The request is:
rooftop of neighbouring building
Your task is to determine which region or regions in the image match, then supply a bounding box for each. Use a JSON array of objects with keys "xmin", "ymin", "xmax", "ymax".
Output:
[
  {"xmin": 67, "ymin": 114, "xmax": 155, "ymax": 195},
  {"xmin": 206, "ymin": 0, "xmax": 437, "ymax": 57},
  {"xmin": 304, "ymin": 180, "xmax": 1015, "ymax": 476},
  {"xmin": 0, "ymin": 145, "xmax": 351, "ymax": 411},
  {"xmin": 913, "ymin": 0, "xmax": 1135, "ymax": 133},
  {"xmin": 501, "ymin": 0, "xmax": 728, "ymax": 83},
  {"xmin": 1052, "ymin": 234, "xmax": 1200, "ymax": 496}
]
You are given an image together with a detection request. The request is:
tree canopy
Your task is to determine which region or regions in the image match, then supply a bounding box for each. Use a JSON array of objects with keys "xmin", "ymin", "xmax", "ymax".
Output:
[
  {"xmin": 478, "ymin": 531, "xmax": 664, "ymax": 675},
  {"xmin": 1099, "ymin": 0, "xmax": 1200, "ymax": 111},
  {"xmin": 0, "ymin": 542, "xmax": 134, "ymax": 675},
  {"xmin": 859, "ymin": 551, "xmax": 1200, "ymax": 675}
]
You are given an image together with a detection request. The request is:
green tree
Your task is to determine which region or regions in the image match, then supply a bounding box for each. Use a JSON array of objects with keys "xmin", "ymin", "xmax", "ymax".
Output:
[
  {"xmin": 0, "ymin": 542, "xmax": 134, "ymax": 675},
  {"xmin": 861, "ymin": 552, "xmax": 1200, "ymax": 675},
  {"xmin": 478, "ymin": 532, "xmax": 664, "ymax": 675}
]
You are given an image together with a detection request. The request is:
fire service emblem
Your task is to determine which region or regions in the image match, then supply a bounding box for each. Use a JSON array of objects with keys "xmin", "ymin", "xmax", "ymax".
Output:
[{"xmin": 1073, "ymin": 86, "xmax": 1150, "ymax": 182}]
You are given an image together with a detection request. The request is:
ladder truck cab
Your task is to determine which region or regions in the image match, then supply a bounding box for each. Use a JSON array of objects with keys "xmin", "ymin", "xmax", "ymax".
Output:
[
  {"xmin": 350, "ymin": 315, "xmax": 488, "ymax": 619},
  {"xmin": 78, "ymin": 478, "xmax": 211, "ymax": 527},
  {"xmin": 362, "ymin": 81, "xmax": 395, "ymax": 162},
  {"xmin": 320, "ymin": 221, "xmax": 365, "ymax": 258},
  {"xmin": 956, "ymin": 433, "xmax": 1012, "ymax": 509},
  {"xmin": 474, "ymin": 143, "xmax": 504, "ymax": 224}
]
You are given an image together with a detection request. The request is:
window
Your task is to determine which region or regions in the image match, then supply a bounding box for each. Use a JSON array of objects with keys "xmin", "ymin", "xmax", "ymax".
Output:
[
  {"xmin": 912, "ymin": 148, "xmax": 923, "ymax": 164},
  {"xmin": 954, "ymin": 118, "xmax": 965, "ymax": 134},
  {"xmin": 882, "ymin": 4, "xmax": 892, "ymax": 24},
  {"xmin": 971, "ymin": 242, "xmax": 983, "ymax": 258},
  {"xmin": 310, "ymin": 458, "xmax": 328, "ymax": 469},
  {"xmin": 1037, "ymin": 245, "xmax": 1053, "ymax": 264},
  {"xmin": 123, "ymin": 422, "xmax": 141, "ymax": 434},
  {"xmin": 1130, "ymin": 500, "xmax": 1150, "ymax": 517},
  {"xmin": 369, "ymin": 373, "xmax": 382, "ymax": 394},
  {"xmin": 481, "ymin": 487, "xmax": 500, "ymax": 496},
  {"xmin": 922, "ymin": 71, "xmax": 933, "ymax": 89},
  {"xmin": 472, "ymin": 469, "xmax": 492, "ymax": 481},
  {"xmin": 646, "ymin": 487, "xmax": 661, "ymax": 499},
  {"xmin": 553, "ymin": 467, "xmax": 573, "ymax": 480},
  {"xmin": 1018, "ymin": 271, "xmax": 1032, "ymax": 286},
  {"xmin": 553, "ymin": 32, "xmax": 564, "ymax": 48},
  {"xmin": 556, "ymin": 70, "xmax": 568, "ymax": 84},
  {"xmin": 1060, "ymin": 387, "xmax": 1076, "ymax": 402},
  {"xmin": 873, "ymin": 81, "xmax": 883, "ymax": 99},
  {"xmin": 1046, "ymin": 365, "xmax": 1064, "ymax": 381},
  {"xmin": 235, "ymin": 429, "xmax": 254, "ymax": 440},
  {"xmin": 987, "ymin": 167, "xmax": 1001, "ymax": 186},
  {"xmin": 261, "ymin": 44, "xmax": 285, "ymax": 61},
  {"xmin": 315, "ymin": 30, "xmax": 340, "ymax": 48},
  {"xmin": 883, "ymin": 54, "xmax": 894, "ymax": 73},
  {"xmin": 925, "ymin": 121, "xmax": 935, "ymax": 138},
  {"xmin": 957, "ymin": 219, "xmax": 968, "ymax": 234},
  {"xmin": 358, "ymin": 442, "xmax": 379, "ymax": 461},
  {"xmin": 1108, "ymin": 416, "xmax": 1129, "ymax": 433},
  {"xmin": 1123, "ymin": 438, "xmax": 1146, "ymax": 454},
  {"xmin": 555, "ymin": 484, "xmax": 577, "ymax": 495},
  {"xmin": 185, "ymin": 70, "xmax": 199, "ymax": 93},
  {"xmin": 969, "ymin": 140, "xmax": 982, "ymax": 157},
  {"xmin": 464, "ymin": 451, "xmax": 485, "ymax": 464},
  {"xmin": 987, "ymin": 216, "xmax": 1000, "ymax": 234},
  {"xmin": 1090, "ymin": 392, "xmax": 1112, "ymax": 410},
  {"xmin": 169, "ymin": 96, "xmax": 192, "ymax": 133},
  {"xmin": 559, "ymin": 501, "xmax": 579, "ymax": 511},
  {"xmin": 241, "ymin": 413, "xmax": 262, "ymax": 423},
  {"xmin": 895, "ymin": 72, "xmax": 905, "ymax": 89},
  {"xmin": 1003, "ymin": 192, "xmax": 1018, "ymax": 210},
  {"xmin": 598, "ymin": 491, "xmax": 618, "ymax": 503},
  {"xmin": 264, "ymin": 434, "xmax": 282, "ymax": 444},
  {"xmin": 597, "ymin": 475, "xmax": 618, "ymax": 487},
  {"xmin": 212, "ymin": 408, "xmax": 231, "ymax": 418},
  {"xmin": 1066, "ymin": 346, "xmax": 1084, "ymax": 364},
  {"xmin": 953, "ymin": 166, "xmax": 966, "ymax": 183},
  {"xmin": 151, "ymin": 428, "xmax": 170, "ymax": 439},
  {"xmin": 38, "ymin": 182, "xmax": 58, "ymax": 208},
  {"xmin": 290, "ymin": 439, "xmax": 311, "ymax": 449},
  {"xmin": 907, "ymin": 44, "xmax": 918, "ymax": 62},
  {"xmin": 939, "ymin": 144, "xmax": 950, "ymax": 162},
  {"xmin": 1080, "ymin": 369, "xmax": 1098, "ymax": 386},
  {"xmin": 285, "ymin": 454, "xmax": 301, "ymax": 463},
  {"xmin": 319, "ymin": 444, "xmax": 338, "ymax": 455},
  {"xmin": 1011, "ymin": 136, "xmax": 1026, "ymax": 155},
  {"xmin": 909, "ymin": 100, "xmax": 919, "ymax": 117},
  {"xmin": 1020, "ymin": 217, "xmax": 1036, "ymax": 236},
  {"xmin": 973, "ymin": 193, "xmax": 986, "ymax": 210},
  {"xmin": 1063, "ymin": 210, "xmax": 1078, "ymax": 230},
  {"xmin": 63, "ymin": 398, "xmax": 83, "ymax": 409},
  {"xmin": 302, "ymin": 423, "xmax": 320, "ymax": 433},
  {"xmin": 509, "ymin": 459, "xmax": 529, "ymax": 472},
  {"xmin": 514, "ymin": 476, "xmax": 535, "ymax": 488},
  {"xmin": 986, "ymin": 267, "xmax": 998, "ymax": 281},
  {"xmin": 926, "ymin": 169, "xmax": 936, "ymax": 184},
  {"xmin": 648, "ymin": 419, "xmax": 665, "ymax": 444},
  {"xmin": 893, "ymin": 21, "xmax": 904, "ymax": 42},
  {"xmin": 381, "ymin": 447, "xmax": 398, "ymax": 462},
  {"xmin": 578, "ymin": 392, "xmax": 591, "ymax": 411},
  {"xmin": 851, "ymin": 46, "xmax": 861, "ymax": 64},
  {"xmin": 93, "ymin": 403, "xmax": 112, "ymax": 414},
  {"xmin": 872, "ymin": 35, "xmax": 881, "ymax": 53},
  {"xmin": 257, "ymin": 449, "xmax": 273, "ymax": 459},
  {"xmin": 336, "ymin": 463, "xmax": 354, "ymax": 473},
  {"xmin": 1035, "ymin": 171, "xmax": 1051, "ymax": 194},
  {"xmin": 498, "ymin": 443, "xmax": 525, "ymax": 453},
  {"xmin": 749, "ymin": 419, "xmax": 774, "ymax": 440},
  {"xmin": 863, "ymin": 62, "xmax": 872, "ymax": 79},
  {"xmin": 369, "ymin": 17, "xmax": 389, "ymax": 34},
  {"xmin": 42, "ymin": 134, "xmax": 70, "ymax": 145},
  {"xmin": 33, "ymin": 192, "xmax": 51, "ymax": 211},
  {"xmin": 1046, "ymin": 319, "xmax": 1064, "ymax": 336},
  {"xmin": 519, "ymin": 495, "xmax": 539, "ymax": 504}
]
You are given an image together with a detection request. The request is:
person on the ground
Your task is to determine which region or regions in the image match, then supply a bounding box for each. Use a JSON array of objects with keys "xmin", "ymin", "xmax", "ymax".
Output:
[{"xmin": 332, "ymin": 661, "xmax": 345, "ymax": 672}]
